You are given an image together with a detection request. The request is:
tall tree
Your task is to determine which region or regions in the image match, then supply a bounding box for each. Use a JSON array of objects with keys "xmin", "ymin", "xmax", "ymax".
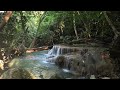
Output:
[
  {"xmin": 29, "ymin": 11, "xmax": 47, "ymax": 48},
  {"xmin": 73, "ymin": 11, "xmax": 79, "ymax": 40},
  {"xmin": 77, "ymin": 11, "xmax": 91, "ymax": 39},
  {"xmin": 103, "ymin": 11, "xmax": 120, "ymax": 39},
  {"xmin": 103, "ymin": 11, "xmax": 119, "ymax": 37}
]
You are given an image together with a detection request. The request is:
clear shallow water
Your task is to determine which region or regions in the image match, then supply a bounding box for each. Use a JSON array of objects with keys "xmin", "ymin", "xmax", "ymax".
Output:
[
  {"xmin": 11, "ymin": 50, "xmax": 77, "ymax": 79},
  {"xmin": 7, "ymin": 46, "xmax": 108, "ymax": 79}
]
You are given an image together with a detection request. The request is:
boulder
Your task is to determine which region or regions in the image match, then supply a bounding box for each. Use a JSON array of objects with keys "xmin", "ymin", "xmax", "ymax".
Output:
[
  {"xmin": 40, "ymin": 70, "xmax": 62, "ymax": 79},
  {"xmin": 55, "ymin": 55, "xmax": 66, "ymax": 68},
  {"xmin": 90, "ymin": 75, "xmax": 96, "ymax": 79},
  {"xmin": 0, "ymin": 68, "xmax": 35, "ymax": 79}
]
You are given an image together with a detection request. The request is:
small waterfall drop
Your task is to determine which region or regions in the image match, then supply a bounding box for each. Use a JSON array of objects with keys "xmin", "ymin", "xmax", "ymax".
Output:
[
  {"xmin": 46, "ymin": 45, "xmax": 80, "ymax": 67},
  {"xmin": 47, "ymin": 45, "xmax": 80, "ymax": 56}
]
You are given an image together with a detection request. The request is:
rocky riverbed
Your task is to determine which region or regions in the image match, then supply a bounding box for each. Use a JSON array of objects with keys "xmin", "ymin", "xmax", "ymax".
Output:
[{"xmin": 0, "ymin": 45, "xmax": 118, "ymax": 79}]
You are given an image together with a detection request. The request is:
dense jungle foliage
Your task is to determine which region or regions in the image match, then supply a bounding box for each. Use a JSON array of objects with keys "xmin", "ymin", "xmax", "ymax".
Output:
[{"xmin": 0, "ymin": 11, "xmax": 120, "ymax": 48}]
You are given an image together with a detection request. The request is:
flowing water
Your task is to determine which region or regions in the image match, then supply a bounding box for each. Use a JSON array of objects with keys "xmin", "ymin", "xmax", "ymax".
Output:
[
  {"xmin": 1, "ymin": 49, "xmax": 78, "ymax": 79},
  {"xmin": 0, "ymin": 45, "xmax": 111, "ymax": 79}
]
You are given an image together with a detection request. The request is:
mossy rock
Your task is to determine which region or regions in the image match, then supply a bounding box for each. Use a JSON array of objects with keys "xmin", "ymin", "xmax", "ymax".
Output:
[
  {"xmin": 55, "ymin": 55, "xmax": 66, "ymax": 68},
  {"xmin": 0, "ymin": 68, "xmax": 35, "ymax": 79},
  {"xmin": 40, "ymin": 70, "xmax": 63, "ymax": 79}
]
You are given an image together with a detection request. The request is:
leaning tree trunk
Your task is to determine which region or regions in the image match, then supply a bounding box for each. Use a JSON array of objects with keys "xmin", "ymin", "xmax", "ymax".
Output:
[
  {"xmin": 0, "ymin": 11, "xmax": 12, "ymax": 31},
  {"xmin": 103, "ymin": 11, "xmax": 120, "ymax": 59},
  {"xmin": 73, "ymin": 11, "xmax": 79, "ymax": 40},
  {"xmin": 77, "ymin": 11, "xmax": 91, "ymax": 39},
  {"xmin": 103, "ymin": 11, "xmax": 120, "ymax": 43}
]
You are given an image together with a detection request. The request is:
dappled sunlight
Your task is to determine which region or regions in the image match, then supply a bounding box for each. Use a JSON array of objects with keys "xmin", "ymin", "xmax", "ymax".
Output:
[
  {"xmin": 0, "ymin": 11, "xmax": 120, "ymax": 79},
  {"xmin": 8, "ymin": 59, "xmax": 17, "ymax": 68}
]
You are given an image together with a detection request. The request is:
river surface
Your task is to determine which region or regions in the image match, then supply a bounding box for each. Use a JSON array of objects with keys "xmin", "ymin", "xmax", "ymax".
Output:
[
  {"xmin": 1, "ymin": 45, "xmax": 110, "ymax": 79},
  {"xmin": 5, "ymin": 50, "xmax": 79, "ymax": 79}
]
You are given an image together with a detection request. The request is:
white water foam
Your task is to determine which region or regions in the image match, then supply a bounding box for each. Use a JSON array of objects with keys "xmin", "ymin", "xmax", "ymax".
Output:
[
  {"xmin": 62, "ymin": 69, "xmax": 70, "ymax": 73},
  {"xmin": 42, "ymin": 60, "xmax": 49, "ymax": 63}
]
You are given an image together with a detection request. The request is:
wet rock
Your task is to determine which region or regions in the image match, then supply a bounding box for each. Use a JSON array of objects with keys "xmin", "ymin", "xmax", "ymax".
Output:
[
  {"xmin": 96, "ymin": 61, "xmax": 114, "ymax": 77},
  {"xmin": 52, "ymin": 47, "xmax": 114, "ymax": 78},
  {"xmin": 90, "ymin": 75, "xmax": 96, "ymax": 79},
  {"xmin": 0, "ymin": 68, "xmax": 36, "ymax": 79},
  {"xmin": 0, "ymin": 67, "xmax": 62, "ymax": 79},
  {"xmin": 55, "ymin": 55, "xmax": 66, "ymax": 68},
  {"xmin": 40, "ymin": 70, "xmax": 62, "ymax": 79},
  {"xmin": 1, "ymin": 45, "xmax": 115, "ymax": 79}
]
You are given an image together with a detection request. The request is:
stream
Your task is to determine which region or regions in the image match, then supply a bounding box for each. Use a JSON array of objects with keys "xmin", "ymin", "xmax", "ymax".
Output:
[
  {"xmin": 0, "ymin": 45, "xmax": 112, "ymax": 79},
  {"xmin": 0, "ymin": 50, "xmax": 78, "ymax": 79}
]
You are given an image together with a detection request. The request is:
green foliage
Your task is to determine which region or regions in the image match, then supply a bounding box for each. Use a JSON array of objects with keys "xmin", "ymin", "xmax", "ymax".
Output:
[{"xmin": 0, "ymin": 11, "xmax": 119, "ymax": 49}]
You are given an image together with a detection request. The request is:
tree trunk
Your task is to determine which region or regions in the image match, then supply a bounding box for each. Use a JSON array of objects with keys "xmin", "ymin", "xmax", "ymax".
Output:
[
  {"xmin": 29, "ymin": 38, "xmax": 36, "ymax": 48},
  {"xmin": 103, "ymin": 11, "xmax": 120, "ymax": 48},
  {"xmin": 77, "ymin": 11, "xmax": 91, "ymax": 39},
  {"xmin": 60, "ymin": 21, "xmax": 64, "ymax": 35},
  {"xmin": 103, "ymin": 11, "xmax": 120, "ymax": 59},
  {"xmin": 29, "ymin": 11, "xmax": 47, "ymax": 48},
  {"xmin": 73, "ymin": 11, "xmax": 79, "ymax": 40},
  {"xmin": 0, "ymin": 11, "xmax": 12, "ymax": 31},
  {"xmin": 103, "ymin": 11, "xmax": 119, "ymax": 39},
  {"xmin": 20, "ymin": 11, "xmax": 26, "ymax": 46},
  {"xmin": 83, "ymin": 21, "xmax": 91, "ymax": 38}
]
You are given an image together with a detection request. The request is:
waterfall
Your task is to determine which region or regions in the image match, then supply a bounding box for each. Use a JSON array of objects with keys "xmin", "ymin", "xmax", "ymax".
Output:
[
  {"xmin": 47, "ymin": 45, "xmax": 80, "ymax": 56},
  {"xmin": 46, "ymin": 45, "xmax": 112, "ymax": 78}
]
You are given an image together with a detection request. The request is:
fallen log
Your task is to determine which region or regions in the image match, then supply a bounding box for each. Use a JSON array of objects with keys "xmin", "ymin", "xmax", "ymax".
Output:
[{"xmin": 26, "ymin": 46, "xmax": 49, "ymax": 53}]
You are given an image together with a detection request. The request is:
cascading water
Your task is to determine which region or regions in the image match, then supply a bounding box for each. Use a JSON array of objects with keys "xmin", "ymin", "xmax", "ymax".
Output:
[
  {"xmin": 46, "ymin": 45, "xmax": 82, "ymax": 72},
  {"xmin": 1, "ymin": 44, "xmax": 113, "ymax": 79},
  {"xmin": 46, "ymin": 45, "xmax": 113, "ymax": 78},
  {"xmin": 47, "ymin": 45, "xmax": 80, "ymax": 56}
]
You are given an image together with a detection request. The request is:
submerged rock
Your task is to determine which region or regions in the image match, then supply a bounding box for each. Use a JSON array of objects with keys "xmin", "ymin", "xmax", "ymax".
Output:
[
  {"xmin": 0, "ymin": 59, "xmax": 63, "ymax": 79},
  {"xmin": 0, "ymin": 67, "xmax": 62, "ymax": 79},
  {"xmin": 0, "ymin": 68, "xmax": 36, "ymax": 79},
  {"xmin": 40, "ymin": 70, "xmax": 62, "ymax": 79}
]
